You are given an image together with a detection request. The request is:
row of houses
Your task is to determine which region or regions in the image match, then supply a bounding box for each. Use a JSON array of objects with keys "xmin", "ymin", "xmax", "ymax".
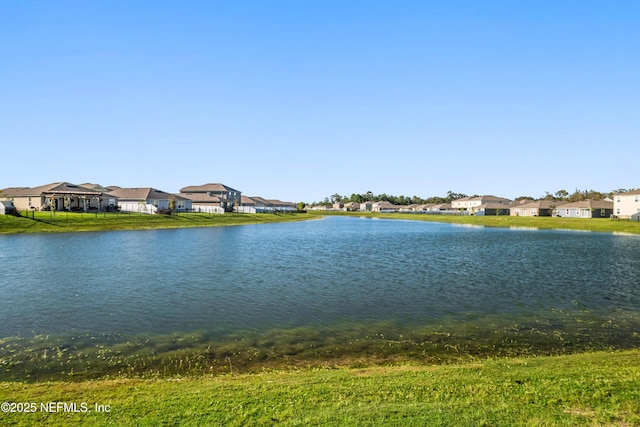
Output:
[
  {"xmin": 0, "ymin": 182, "xmax": 297, "ymax": 215},
  {"xmin": 313, "ymin": 192, "xmax": 640, "ymax": 220}
]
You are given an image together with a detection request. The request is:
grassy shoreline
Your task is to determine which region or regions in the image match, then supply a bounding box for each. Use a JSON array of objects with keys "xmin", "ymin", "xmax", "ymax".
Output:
[
  {"xmin": 0, "ymin": 211, "xmax": 316, "ymax": 234},
  {"xmin": 2, "ymin": 209, "xmax": 640, "ymax": 235},
  {"xmin": 2, "ymin": 210, "xmax": 639, "ymax": 424},
  {"xmin": 310, "ymin": 210, "xmax": 640, "ymax": 234},
  {"xmin": 1, "ymin": 350, "xmax": 639, "ymax": 426}
]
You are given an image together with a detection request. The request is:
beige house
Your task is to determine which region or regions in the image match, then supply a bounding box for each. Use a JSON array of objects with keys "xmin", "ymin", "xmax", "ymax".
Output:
[
  {"xmin": 613, "ymin": 189, "xmax": 640, "ymax": 219},
  {"xmin": 371, "ymin": 201, "xmax": 398, "ymax": 212},
  {"xmin": 180, "ymin": 183, "xmax": 241, "ymax": 212},
  {"xmin": 181, "ymin": 193, "xmax": 224, "ymax": 214},
  {"xmin": 0, "ymin": 182, "xmax": 112, "ymax": 212},
  {"xmin": 107, "ymin": 187, "xmax": 191, "ymax": 214},
  {"xmin": 510, "ymin": 200, "xmax": 566, "ymax": 217}
]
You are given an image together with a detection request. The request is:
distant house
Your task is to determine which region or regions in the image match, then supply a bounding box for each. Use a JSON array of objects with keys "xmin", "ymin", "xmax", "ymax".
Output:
[
  {"xmin": 398, "ymin": 204, "xmax": 421, "ymax": 212},
  {"xmin": 474, "ymin": 203, "xmax": 511, "ymax": 216},
  {"xmin": 180, "ymin": 193, "xmax": 224, "ymax": 214},
  {"xmin": 510, "ymin": 200, "xmax": 565, "ymax": 217},
  {"xmin": 266, "ymin": 199, "xmax": 297, "ymax": 212},
  {"xmin": 359, "ymin": 201, "xmax": 374, "ymax": 212},
  {"xmin": 343, "ymin": 202, "xmax": 360, "ymax": 211},
  {"xmin": 424, "ymin": 203, "xmax": 452, "ymax": 212},
  {"xmin": 452, "ymin": 195, "xmax": 512, "ymax": 213},
  {"xmin": 613, "ymin": 189, "xmax": 640, "ymax": 218},
  {"xmin": 180, "ymin": 183, "xmax": 241, "ymax": 212},
  {"xmin": 371, "ymin": 201, "xmax": 398, "ymax": 212},
  {"xmin": 236, "ymin": 196, "xmax": 258, "ymax": 213},
  {"xmin": 107, "ymin": 188, "xmax": 191, "ymax": 214},
  {"xmin": 556, "ymin": 200, "xmax": 613, "ymax": 218},
  {"xmin": 246, "ymin": 196, "xmax": 272, "ymax": 212},
  {"xmin": 0, "ymin": 182, "xmax": 111, "ymax": 212}
]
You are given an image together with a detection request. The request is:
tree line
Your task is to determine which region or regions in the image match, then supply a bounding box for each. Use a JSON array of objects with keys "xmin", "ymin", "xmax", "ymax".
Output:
[{"xmin": 313, "ymin": 188, "xmax": 631, "ymax": 206}]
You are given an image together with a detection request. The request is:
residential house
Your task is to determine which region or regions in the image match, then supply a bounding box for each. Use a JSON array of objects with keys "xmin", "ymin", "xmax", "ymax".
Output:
[
  {"xmin": 613, "ymin": 189, "xmax": 640, "ymax": 219},
  {"xmin": 474, "ymin": 203, "xmax": 511, "ymax": 216},
  {"xmin": 266, "ymin": 199, "xmax": 297, "ymax": 212},
  {"xmin": 236, "ymin": 196, "xmax": 258, "ymax": 213},
  {"xmin": 371, "ymin": 201, "xmax": 398, "ymax": 212},
  {"xmin": 107, "ymin": 187, "xmax": 192, "ymax": 214},
  {"xmin": 180, "ymin": 193, "xmax": 224, "ymax": 214},
  {"xmin": 180, "ymin": 183, "xmax": 241, "ymax": 212},
  {"xmin": 510, "ymin": 200, "xmax": 565, "ymax": 217},
  {"xmin": 359, "ymin": 201, "xmax": 374, "ymax": 212},
  {"xmin": 424, "ymin": 203, "xmax": 452, "ymax": 212},
  {"xmin": 0, "ymin": 182, "xmax": 111, "ymax": 212},
  {"xmin": 452, "ymin": 195, "xmax": 512, "ymax": 213},
  {"xmin": 343, "ymin": 202, "xmax": 360, "ymax": 211},
  {"xmin": 247, "ymin": 196, "xmax": 272, "ymax": 212},
  {"xmin": 555, "ymin": 200, "xmax": 613, "ymax": 218},
  {"xmin": 398, "ymin": 204, "xmax": 421, "ymax": 212}
]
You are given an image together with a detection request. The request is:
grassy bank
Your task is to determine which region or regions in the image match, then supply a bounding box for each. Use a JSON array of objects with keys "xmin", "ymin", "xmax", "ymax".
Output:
[
  {"xmin": 3, "ymin": 210, "xmax": 639, "ymax": 235},
  {"xmin": 311, "ymin": 210, "xmax": 640, "ymax": 234},
  {"xmin": 1, "ymin": 350, "xmax": 639, "ymax": 426},
  {"xmin": 0, "ymin": 211, "xmax": 315, "ymax": 234}
]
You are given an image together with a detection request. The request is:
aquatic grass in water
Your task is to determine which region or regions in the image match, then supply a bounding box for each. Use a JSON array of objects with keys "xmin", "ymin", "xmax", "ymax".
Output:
[{"xmin": 2, "ymin": 309, "xmax": 638, "ymax": 382}]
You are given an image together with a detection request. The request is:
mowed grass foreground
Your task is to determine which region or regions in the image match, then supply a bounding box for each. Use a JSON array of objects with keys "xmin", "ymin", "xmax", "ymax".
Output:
[
  {"xmin": 1, "ymin": 350, "xmax": 639, "ymax": 426},
  {"xmin": 0, "ymin": 211, "xmax": 315, "ymax": 234}
]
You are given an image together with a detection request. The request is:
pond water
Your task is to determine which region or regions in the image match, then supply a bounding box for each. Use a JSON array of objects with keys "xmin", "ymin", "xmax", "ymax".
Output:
[{"xmin": 1, "ymin": 216, "xmax": 639, "ymax": 379}]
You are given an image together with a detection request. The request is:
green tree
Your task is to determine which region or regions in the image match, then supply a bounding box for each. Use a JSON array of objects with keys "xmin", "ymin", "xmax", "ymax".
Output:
[{"xmin": 297, "ymin": 202, "xmax": 306, "ymax": 212}]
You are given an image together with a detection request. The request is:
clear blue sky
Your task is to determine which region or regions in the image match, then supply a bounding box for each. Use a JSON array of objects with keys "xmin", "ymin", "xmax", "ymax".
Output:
[{"xmin": 2, "ymin": 1, "xmax": 638, "ymax": 203}]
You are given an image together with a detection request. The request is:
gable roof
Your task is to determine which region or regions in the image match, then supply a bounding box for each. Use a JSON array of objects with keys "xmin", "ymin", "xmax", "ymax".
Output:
[
  {"xmin": 106, "ymin": 187, "xmax": 185, "ymax": 201},
  {"xmin": 618, "ymin": 189, "xmax": 640, "ymax": 196},
  {"xmin": 513, "ymin": 200, "xmax": 567, "ymax": 210},
  {"xmin": 1, "ymin": 182, "xmax": 102, "ymax": 197},
  {"xmin": 180, "ymin": 183, "xmax": 241, "ymax": 193},
  {"xmin": 180, "ymin": 193, "xmax": 221, "ymax": 203},
  {"xmin": 558, "ymin": 199, "xmax": 613, "ymax": 209}
]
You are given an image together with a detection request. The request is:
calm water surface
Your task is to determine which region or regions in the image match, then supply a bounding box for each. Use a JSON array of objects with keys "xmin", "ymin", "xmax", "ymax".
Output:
[{"xmin": 1, "ymin": 216, "xmax": 639, "ymax": 340}]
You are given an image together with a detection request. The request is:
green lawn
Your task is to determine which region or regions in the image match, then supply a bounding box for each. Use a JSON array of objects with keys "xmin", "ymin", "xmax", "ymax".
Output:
[
  {"xmin": 1, "ymin": 350, "xmax": 638, "ymax": 426},
  {"xmin": 0, "ymin": 211, "xmax": 315, "ymax": 234}
]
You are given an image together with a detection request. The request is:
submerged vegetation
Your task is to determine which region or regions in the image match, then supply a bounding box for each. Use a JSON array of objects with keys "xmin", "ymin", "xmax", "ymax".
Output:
[{"xmin": 2, "ymin": 309, "xmax": 638, "ymax": 383}]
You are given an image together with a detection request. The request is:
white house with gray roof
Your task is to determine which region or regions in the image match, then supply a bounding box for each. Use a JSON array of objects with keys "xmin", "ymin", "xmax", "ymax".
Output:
[
  {"xmin": 180, "ymin": 183, "xmax": 241, "ymax": 212},
  {"xmin": 107, "ymin": 187, "xmax": 191, "ymax": 214}
]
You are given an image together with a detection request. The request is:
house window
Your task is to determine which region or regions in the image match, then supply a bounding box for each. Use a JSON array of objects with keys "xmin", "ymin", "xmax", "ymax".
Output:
[
  {"xmin": 636, "ymin": 196, "xmax": 639, "ymax": 202},
  {"xmin": 601, "ymin": 209, "xmax": 605, "ymax": 216},
  {"xmin": 617, "ymin": 197, "xmax": 621, "ymax": 203},
  {"xmin": 531, "ymin": 209, "xmax": 536, "ymax": 215},
  {"xmin": 177, "ymin": 201, "xmax": 185, "ymax": 209},
  {"xmin": 617, "ymin": 208, "xmax": 620, "ymax": 214},
  {"xmin": 566, "ymin": 209, "xmax": 570, "ymax": 215}
]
